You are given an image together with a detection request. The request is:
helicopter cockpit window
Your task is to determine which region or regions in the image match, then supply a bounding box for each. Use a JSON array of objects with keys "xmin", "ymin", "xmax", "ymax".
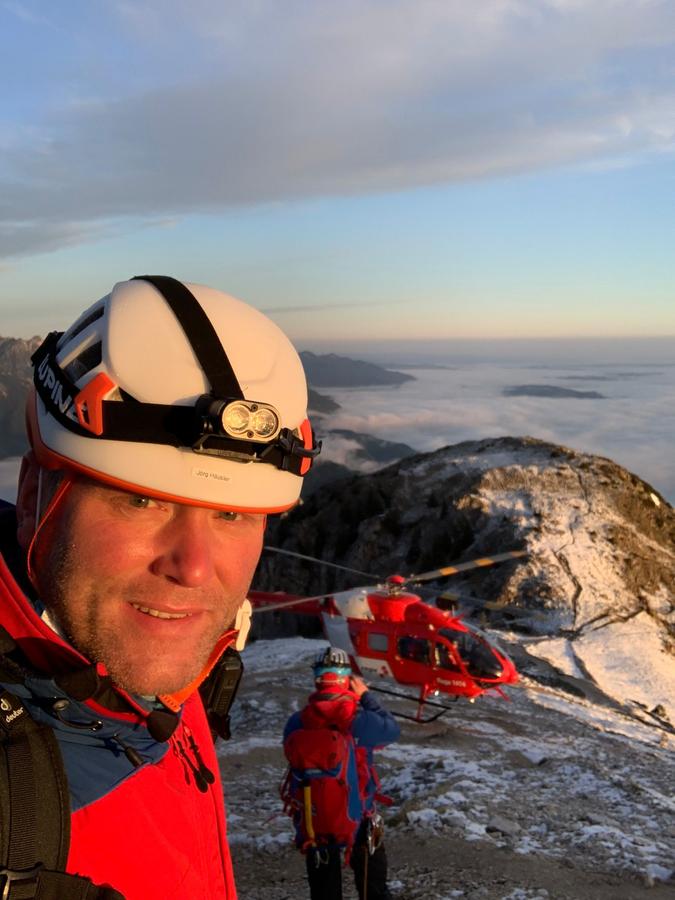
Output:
[
  {"xmin": 368, "ymin": 632, "xmax": 388, "ymax": 653},
  {"xmin": 439, "ymin": 627, "xmax": 475, "ymax": 655},
  {"xmin": 397, "ymin": 637, "xmax": 431, "ymax": 664},
  {"xmin": 435, "ymin": 641, "xmax": 460, "ymax": 671},
  {"xmin": 438, "ymin": 627, "xmax": 502, "ymax": 678}
]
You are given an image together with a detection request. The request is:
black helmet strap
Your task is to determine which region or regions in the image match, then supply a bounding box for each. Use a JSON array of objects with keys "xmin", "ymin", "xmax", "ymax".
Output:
[{"xmin": 132, "ymin": 275, "xmax": 244, "ymax": 400}]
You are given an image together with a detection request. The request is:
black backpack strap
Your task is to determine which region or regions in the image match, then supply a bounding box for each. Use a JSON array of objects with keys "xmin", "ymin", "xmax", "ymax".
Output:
[
  {"xmin": 0, "ymin": 688, "xmax": 71, "ymax": 872},
  {"xmin": 0, "ymin": 651, "xmax": 125, "ymax": 900},
  {"xmin": 1, "ymin": 869, "xmax": 123, "ymax": 899}
]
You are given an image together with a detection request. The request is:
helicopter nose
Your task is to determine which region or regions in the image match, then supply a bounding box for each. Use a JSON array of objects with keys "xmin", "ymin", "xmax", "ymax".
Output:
[{"xmin": 465, "ymin": 646, "xmax": 504, "ymax": 679}]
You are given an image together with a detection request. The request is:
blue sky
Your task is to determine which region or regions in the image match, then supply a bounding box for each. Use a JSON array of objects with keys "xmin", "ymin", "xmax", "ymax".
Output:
[{"xmin": 1, "ymin": 0, "xmax": 674, "ymax": 343}]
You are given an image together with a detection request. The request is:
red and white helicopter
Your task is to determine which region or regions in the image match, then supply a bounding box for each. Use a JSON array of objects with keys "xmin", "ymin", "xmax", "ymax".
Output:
[{"xmin": 248, "ymin": 548, "xmax": 525, "ymax": 722}]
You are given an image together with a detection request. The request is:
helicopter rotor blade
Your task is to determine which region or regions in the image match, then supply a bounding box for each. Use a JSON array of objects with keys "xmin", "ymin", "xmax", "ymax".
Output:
[
  {"xmin": 250, "ymin": 591, "xmax": 338, "ymax": 614},
  {"xmin": 263, "ymin": 545, "xmax": 381, "ymax": 581},
  {"xmin": 417, "ymin": 585, "xmax": 487, "ymax": 608},
  {"xmin": 408, "ymin": 550, "xmax": 527, "ymax": 584}
]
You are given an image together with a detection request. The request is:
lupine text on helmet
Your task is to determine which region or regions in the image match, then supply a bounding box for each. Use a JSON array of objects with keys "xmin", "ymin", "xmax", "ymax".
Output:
[{"xmin": 36, "ymin": 354, "xmax": 74, "ymax": 416}]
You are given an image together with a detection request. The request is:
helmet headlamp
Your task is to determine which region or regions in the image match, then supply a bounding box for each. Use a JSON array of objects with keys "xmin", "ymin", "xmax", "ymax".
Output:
[{"xmin": 200, "ymin": 397, "xmax": 282, "ymax": 443}]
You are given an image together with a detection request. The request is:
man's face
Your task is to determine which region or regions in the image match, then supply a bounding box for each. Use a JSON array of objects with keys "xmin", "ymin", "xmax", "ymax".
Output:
[{"xmin": 31, "ymin": 478, "xmax": 265, "ymax": 696}]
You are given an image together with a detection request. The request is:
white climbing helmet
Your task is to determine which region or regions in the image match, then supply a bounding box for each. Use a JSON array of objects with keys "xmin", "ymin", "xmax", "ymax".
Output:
[
  {"xmin": 27, "ymin": 276, "xmax": 319, "ymax": 513},
  {"xmin": 313, "ymin": 647, "xmax": 352, "ymax": 680}
]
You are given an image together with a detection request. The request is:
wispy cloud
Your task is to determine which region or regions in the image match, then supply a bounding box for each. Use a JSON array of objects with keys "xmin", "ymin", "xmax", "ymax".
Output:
[
  {"xmin": 0, "ymin": 220, "xmax": 116, "ymax": 256},
  {"xmin": 2, "ymin": 0, "xmax": 55, "ymax": 28},
  {"xmin": 2, "ymin": 0, "xmax": 675, "ymax": 258}
]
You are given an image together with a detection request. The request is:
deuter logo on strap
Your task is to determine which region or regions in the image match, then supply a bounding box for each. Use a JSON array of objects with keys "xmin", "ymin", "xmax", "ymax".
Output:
[{"xmin": 0, "ymin": 691, "xmax": 25, "ymax": 729}]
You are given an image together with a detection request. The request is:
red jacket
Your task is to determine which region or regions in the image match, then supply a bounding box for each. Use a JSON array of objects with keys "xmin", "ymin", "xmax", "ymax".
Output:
[{"xmin": 0, "ymin": 507, "xmax": 237, "ymax": 900}]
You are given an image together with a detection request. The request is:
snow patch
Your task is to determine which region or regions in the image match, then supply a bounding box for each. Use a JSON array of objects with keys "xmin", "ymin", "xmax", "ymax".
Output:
[
  {"xmin": 242, "ymin": 636, "xmax": 324, "ymax": 673},
  {"xmin": 575, "ymin": 614, "xmax": 675, "ymax": 722}
]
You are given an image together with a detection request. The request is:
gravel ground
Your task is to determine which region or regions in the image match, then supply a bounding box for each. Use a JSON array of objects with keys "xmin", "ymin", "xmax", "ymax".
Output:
[{"xmin": 219, "ymin": 639, "xmax": 675, "ymax": 900}]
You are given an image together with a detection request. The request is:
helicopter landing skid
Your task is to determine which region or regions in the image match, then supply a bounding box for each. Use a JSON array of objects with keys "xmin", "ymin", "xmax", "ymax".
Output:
[{"xmin": 369, "ymin": 685, "xmax": 459, "ymax": 723}]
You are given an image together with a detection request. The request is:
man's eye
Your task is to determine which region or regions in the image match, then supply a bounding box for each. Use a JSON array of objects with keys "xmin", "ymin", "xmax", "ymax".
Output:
[
  {"xmin": 129, "ymin": 496, "xmax": 153, "ymax": 509},
  {"xmin": 218, "ymin": 510, "xmax": 240, "ymax": 522}
]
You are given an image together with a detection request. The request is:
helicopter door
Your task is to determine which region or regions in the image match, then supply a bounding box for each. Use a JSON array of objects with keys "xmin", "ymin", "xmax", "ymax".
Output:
[
  {"xmin": 397, "ymin": 636, "xmax": 431, "ymax": 666},
  {"xmin": 394, "ymin": 636, "xmax": 433, "ymax": 688}
]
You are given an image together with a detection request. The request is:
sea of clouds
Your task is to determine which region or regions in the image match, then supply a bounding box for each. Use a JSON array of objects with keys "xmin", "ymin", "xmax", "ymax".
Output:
[{"xmin": 320, "ymin": 338, "xmax": 675, "ymax": 504}]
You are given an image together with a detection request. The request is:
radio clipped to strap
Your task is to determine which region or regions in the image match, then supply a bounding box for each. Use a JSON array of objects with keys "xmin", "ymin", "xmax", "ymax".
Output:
[{"xmin": 198, "ymin": 647, "xmax": 243, "ymax": 742}]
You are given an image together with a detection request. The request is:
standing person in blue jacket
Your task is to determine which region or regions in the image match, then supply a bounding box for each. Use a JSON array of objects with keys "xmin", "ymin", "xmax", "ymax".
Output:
[{"xmin": 283, "ymin": 647, "xmax": 400, "ymax": 900}]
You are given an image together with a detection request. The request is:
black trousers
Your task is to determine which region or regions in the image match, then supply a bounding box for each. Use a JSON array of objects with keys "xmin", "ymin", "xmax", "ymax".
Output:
[{"xmin": 305, "ymin": 823, "xmax": 390, "ymax": 900}]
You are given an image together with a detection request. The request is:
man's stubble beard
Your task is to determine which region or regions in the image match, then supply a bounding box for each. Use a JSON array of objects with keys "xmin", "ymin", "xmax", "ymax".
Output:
[{"xmin": 36, "ymin": 534, "xmax": 232, "ymax": 696}]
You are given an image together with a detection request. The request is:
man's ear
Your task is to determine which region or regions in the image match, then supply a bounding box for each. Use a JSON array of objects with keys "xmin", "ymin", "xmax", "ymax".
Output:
[{"xmin": 16, "ymin": 452, "xmax": 40, "ymax": 551}]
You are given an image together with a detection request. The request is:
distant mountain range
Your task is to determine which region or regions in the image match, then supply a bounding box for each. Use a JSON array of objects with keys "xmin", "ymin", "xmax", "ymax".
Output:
[
  {"xmin": 0, "ymin": 336, "xmax": 41, "ymax": 458},
  {"xmin": 301, "ymin": 353, "xmax": 418, "ymax": 484},
  {"xmin": 0, "ymin": 336, "xmax": 41, "ymax": 377},
  {"xmin": 503, "ymin": 384, "xmax": 605, "ymax": 399},
  {"xmin": 300, "ymin": 350, "xmax": 415, "ymax": 387},
  {"xmin": 307, "ymin": 388, "xmax": 340, "ymax": 414}
]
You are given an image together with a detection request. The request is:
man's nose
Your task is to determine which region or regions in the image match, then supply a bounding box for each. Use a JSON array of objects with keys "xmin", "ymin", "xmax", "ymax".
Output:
[{"xmin": 150, "ymin": 511, "xmax": 216, "ymax": 587}]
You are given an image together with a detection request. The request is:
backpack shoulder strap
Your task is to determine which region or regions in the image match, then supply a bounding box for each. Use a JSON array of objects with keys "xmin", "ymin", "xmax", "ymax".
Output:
[
  {"xmin": 0, "ymin": 688, "xmax": 70, "ymax": 871},
  {"xmin": 0, "ymin": 628, "xmax": 125, "ymax": 899}
]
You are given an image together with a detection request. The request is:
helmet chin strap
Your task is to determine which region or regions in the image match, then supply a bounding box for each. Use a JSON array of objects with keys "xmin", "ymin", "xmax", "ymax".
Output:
[
  {"xmin": 26, "ymin": 470, "xmax": 74, "ymax": 588},
  {"xmin": 158, "ymin": 629, "xmax": 238, "ymax": 712},
  {"xmin": 158, "ymin": 598, "xmax": 252, "ymax": 711}
]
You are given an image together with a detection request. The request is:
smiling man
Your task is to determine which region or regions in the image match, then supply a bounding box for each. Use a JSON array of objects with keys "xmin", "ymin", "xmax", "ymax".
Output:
[{"xmin": 0, "ymin": 276, "xmax": 318, "ymax": 900}]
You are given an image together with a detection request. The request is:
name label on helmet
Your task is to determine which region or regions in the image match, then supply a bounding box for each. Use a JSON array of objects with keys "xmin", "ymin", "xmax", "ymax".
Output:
[
  {"xmin": 193, "ymin": 466, "xmax": 231, "ymax": 483},
  {"xmin": 37, "ymin": 356, "xmax": 73, "ymax": 416}
]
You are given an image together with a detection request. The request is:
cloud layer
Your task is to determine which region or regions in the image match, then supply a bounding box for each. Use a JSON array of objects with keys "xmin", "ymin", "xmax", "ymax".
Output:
[
  {"xmin": 324, "ymin": 345, "xmax": 675, "ymax": 503},
  {"xmin": 2, "ymin": 0, "xmax": 675, "ymax": 257}
]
